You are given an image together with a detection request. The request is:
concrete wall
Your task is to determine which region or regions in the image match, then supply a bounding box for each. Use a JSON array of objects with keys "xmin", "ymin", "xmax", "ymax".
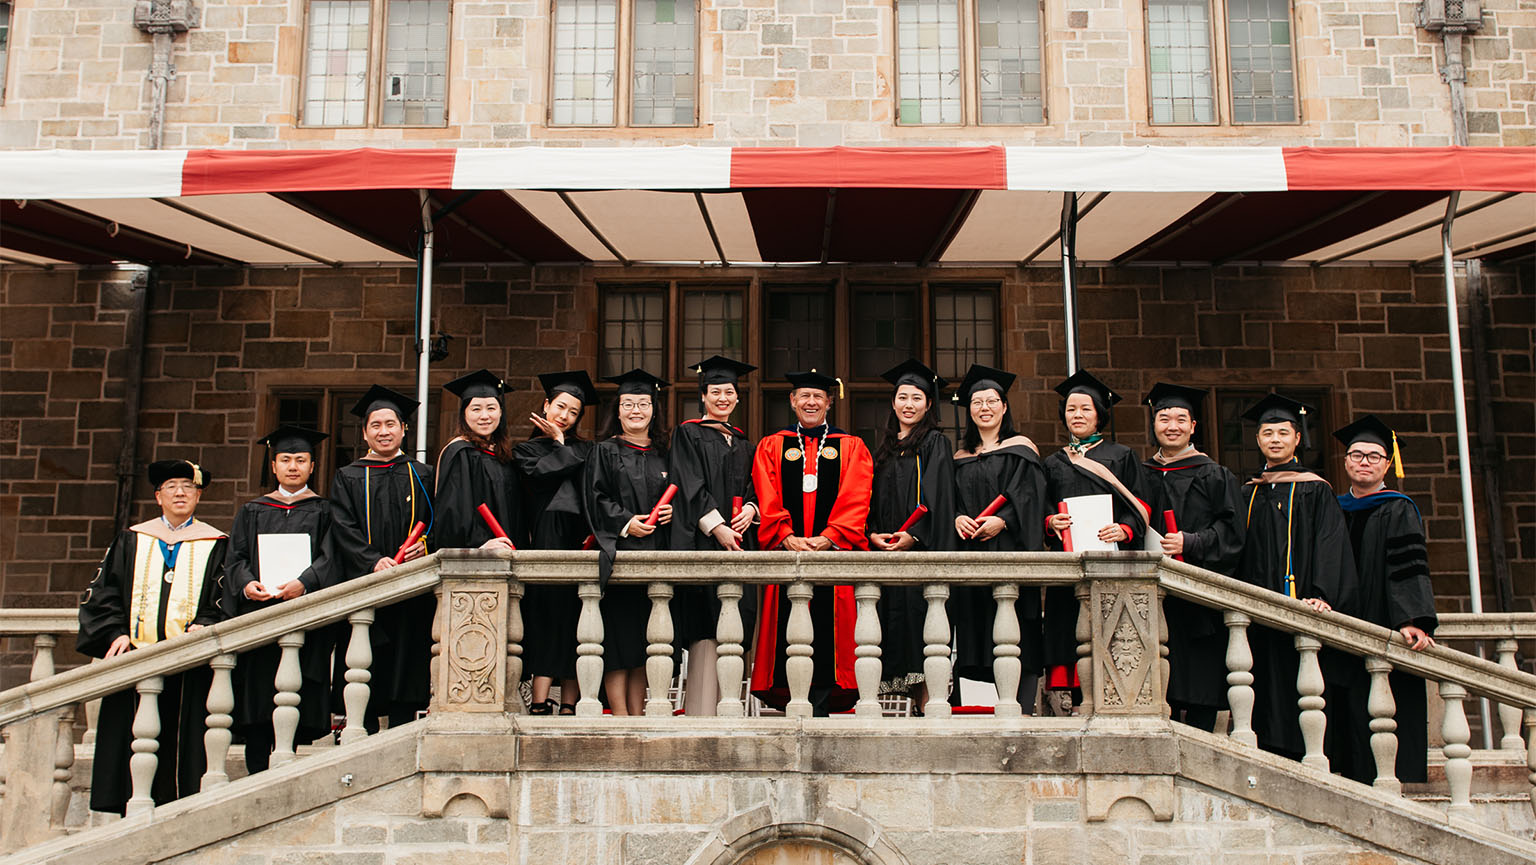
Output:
[{"xmin": 0, "ymin": 0, "xmax": 1532, "ymax": 149}]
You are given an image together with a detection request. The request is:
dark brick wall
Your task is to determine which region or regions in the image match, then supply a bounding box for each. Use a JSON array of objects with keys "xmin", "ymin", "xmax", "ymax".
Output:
[{"xmin": 2, "ymin": 262, "xmax": 1531, "ymax": 687}]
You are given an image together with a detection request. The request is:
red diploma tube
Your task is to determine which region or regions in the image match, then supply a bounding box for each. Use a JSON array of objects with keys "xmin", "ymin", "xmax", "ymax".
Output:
[
  {"xmin": 476, "ymin": 504, "xmax": 516, "ymax": 549},
  {"xmin": 1057, "ymin": 502, "xmax": 1074, "ymax": 552},
  {"xmin": 976, "ymin": 494, "xmax": 1007, "ymax": 520},
  {"xmin": 896, "ymin": 503, "xmax": 929, "ymax": 535},
  {"xmin": 581, "ymin": 534, "xmax": 596, "ymax": 551},
  {"xmin": 644, "ymin": 483, "xmax": 680, "ymax": 527},
  {"xmin": 1163, "ymin": 509, "xmax": 1182, "ymax": 562},
  {"xmin": 732, "ymin": 496, "xmax": 744, "ymax": 520},
  {"xmin": 394, "ymin": 521, "xmax": 426, "ymax": 560}
]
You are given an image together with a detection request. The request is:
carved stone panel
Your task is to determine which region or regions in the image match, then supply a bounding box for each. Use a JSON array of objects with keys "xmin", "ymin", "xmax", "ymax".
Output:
[
  {"xmin": 435, "ymin": 584, "xmax": 509, "ymax": 712},
  {"xmin": 1088, "ymin": 579, "xmax": 1165, "ymax": 715}
]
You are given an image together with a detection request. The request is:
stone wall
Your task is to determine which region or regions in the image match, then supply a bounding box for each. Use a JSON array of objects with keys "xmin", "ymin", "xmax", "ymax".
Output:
[
  {"xmin": 1, "ymin": 0, "xmax": 1532, "ymax": 148},
  {"xmin": 1, "ymin": 262, "xmax": 1531, "ymax": 688}
]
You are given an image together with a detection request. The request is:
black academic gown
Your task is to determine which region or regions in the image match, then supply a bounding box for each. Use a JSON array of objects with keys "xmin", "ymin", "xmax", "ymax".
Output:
[
  {"xmin": 516, "ymin": 436, "xmax": 593, "ymax": 681},
  {"xmin": 1330, "ymin": 490, "xmax": 1437, "ymax": 783},
  {"xmin": 584, "ymin": 438, "xmax": 671, "ymax": 671},
  {"xmin": 77, "ymin": 525, "xmax": 228, "ymax": 814},
  {"xmin": 1237, "ymin": 460, "xmax": 1358, "ymax": 760},
  {"xmin": 1042, "ymin": 442, "xmax": 1149, "ymax": 675},
  {"xmin": 1143, "ymin": 453, "xmax": 1245, "ymax": 716},
  {"xmin": 329, "ymin": 455, "xmax": 435, "ymax": 723},
  {"xmin": 951, "ymin": 441, "xmax": 1047, "ymax": 683},
  {"xmin": 869, "ymin": 429, "xmax": 956, "ymax": 694},
  {"xmin": 434, "ymin": 439, "xmax": 525, "ymax": 550},
  {"xmin": 668, "ymin": 418, "xmax": 758, "ymax": 649},
  {"xmin": 225, "ymin": 494, "xmax": 338, "ymax": 768}
]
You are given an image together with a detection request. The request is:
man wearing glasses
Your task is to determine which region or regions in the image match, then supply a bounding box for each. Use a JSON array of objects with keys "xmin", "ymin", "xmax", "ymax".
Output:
[{"xmin": 1328, "ymin": 415, "xmax": 1437, "ymax": 784}]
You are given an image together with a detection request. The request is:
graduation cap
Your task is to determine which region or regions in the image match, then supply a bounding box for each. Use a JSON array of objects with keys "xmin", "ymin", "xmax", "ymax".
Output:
[
  {"xmin": 148, "ymin": 459, "xmax": 209, "ymax": 489},
  {"xmin": 953, "ymin": 363, "xmax": 1016, "ymax": 403},
  {"xmin": 785, "ymin": 368, "xmax": 843, "ymax": 399},
  {"xmin": 350, "ymin": 385, "xmax": 419, "ymax": 424},
  {"xmin": 443, "ymin": 369, "xmax": 505, "ymax": 405},
  {"xmin": 1144, "ymin": 382, "xmax": 1207, "ymax": 415},
  {"xmin": 258, "ymin": 425, "xmax": 329, "ymax": 456},
  {"xmin": 1242, "ymin": 392, "xmax": 1314, "ymax": 449},
  {"xmin": 538, "ymin": 370, "xmax": 597, "ymax": 406},
  {"xmin": 604, "ymin": 368, "xmax": 669, "ymax": 396},
  {"xmin": 690, "ymin": 355, "xmax": 756, "ymax": 391},
  {"xmin": 1054, "ymin": 369, "xmax": 1122, "ymax": 409},
  {"xmin": 1333, "ymin": 414, "xmax": 1404, "ymax": 479},
  {"xmin": 881, "ymin": 359, "xmax": 947, "ymax": 400}
]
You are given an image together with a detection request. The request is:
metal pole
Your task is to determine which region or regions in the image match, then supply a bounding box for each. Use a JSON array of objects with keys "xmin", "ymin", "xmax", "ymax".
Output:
[
  {"xmin": 1441, "ymin": 191, "xmax": 1495, "ymax": 749},
  {"xmin": 1060, "ymin": 192, "xmax": 1080, "ymax": 375},
  {"xmin": 415, "ymin": 190, "xmax": 434, "ymax": 463}
]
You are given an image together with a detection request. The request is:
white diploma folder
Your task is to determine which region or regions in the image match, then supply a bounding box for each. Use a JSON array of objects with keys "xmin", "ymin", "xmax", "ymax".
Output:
[
  {"xmin": 257, "ymin": 534, "xmax": 311, "ymax": 592},
  {"xmin": 1063, "ymin": 494, "xmax": 1116, "ymax": 552}
]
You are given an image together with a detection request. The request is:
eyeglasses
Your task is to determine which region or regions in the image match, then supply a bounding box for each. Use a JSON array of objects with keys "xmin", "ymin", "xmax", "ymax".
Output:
[
  {"xmin": 159, "ymin": 481, "xmax": 198, "ymax": 493},
  {"xmin": 618, "ymin": 401, "xmax": 650, "ymax": 412},
  {"xmin": 1345, "ymin": 451, "xmax": 1388, "ymax": 465},
  {"xmin": 970, "ymin": 398, "xmax": 1004, "ymax": 409}
]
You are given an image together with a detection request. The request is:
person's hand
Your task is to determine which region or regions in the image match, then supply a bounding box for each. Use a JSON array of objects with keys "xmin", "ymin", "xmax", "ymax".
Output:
[
  {"xmin": 277, "ymin": 580, "xmax": 306, "ymax": 600},
  {"xmin": 781, "ymin": 535, "xmax": 813, "ymax": 552},
  {"xmin": 1303, "ymin": 597, "xmax": 1332, "ymax": 613},
  {"xmin": 710, "ymin": 523, "xmax": 743, "ymax": 551},
  {"xmin": 105, "ymin": 635, "xmax": 132, "ymax": 658},
  {"xmin": 887, "ymin": 531, "xmax": 917, "ymax": 551},
  {"xmin": 373, "ymin": 556, "xmax": 398, "ymax": 572},
  {"xmin": 730, "ymin": 504, "xmax": 756, "ymax": 534},
  {"xmin": 529, "ymin": 414, "xmax": 564, "ymax": 445},
  {"xmin": 398, "ymin": 540, "xmax": 426, "ymax": 563},
  {"xmin": 655, "ymin": 504, "xmax": 673, "ymax": 526},
  {"xmin": 1047, "ymin": 513, "xmax": 1072, "ymax": 535},
  {"xmin": 806, "ymin": 535, "xmax": 833, "ymax": 552},
  {"xmin": 1097, "ymin": 524, "xmax": 1128, "ymax": 544},
  {"xmin": 955, "ymin": 515, "xmax": 979, "ymax": 539},
  {"xmin": 626, "ymin": 516, "xmax": 656, "ymax": 538},
  {"xmin": 480, "ymin": 537, "xmax": 515, "ymax": 552},
  {"xmin": 187, "ymin": 623, "xmax": 205, "ymax": 633},
  {"xmin": 971, "ymin": 516, "xmax": 1006, "ymax": 542},
  {"xmin": 869, "ymin": 532, "xmax": 894, "ymax": 551},
  {"xmin": 244, "ymin": 582, "xmax": 275, "ymax": 602},
  {"xmin": 1400, "ymin": 625, "xmax": 1435, "ymax": 651},
  {"xmin": 1160, "ymin": 531, "xmax": 1185, "ymax": 556}
]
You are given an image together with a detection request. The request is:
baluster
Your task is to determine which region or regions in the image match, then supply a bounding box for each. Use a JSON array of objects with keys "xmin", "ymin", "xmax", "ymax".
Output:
[
  {"xmin": 1364, "ymin": 656, "xmax": 1400, "ymax": 794},
  {"xmin": 1157, "ymin": 587, "xmax": 1170, "ymax": 707},
  {"xmin": 575, "ymin": 581, "xmax": 605, "ymax": 718},
  {"xmin": 852, "ymin": 583, "xmax": 882, "ymax": 717},
  {"xmin": 922, "ymin": 584, "xmax": 953, "ymax": 719},
  {"xmin": 1223, "ymin": 611, "xmax": 1257, "ymax": 747},
  {"xmin": 507, "ymin": 582, "xmax": 525, "ymax": 713},
  {"xmin": 1524, "ymin": 708, "xmax": 1536, "ymax": 821},
  {"xmin": 1439, "ymin": 681, "xmax": 1473, "ymax": 817},
  {"xmin": 30, "ymin": 634, "xmax": 57, "ymax": 682},
  {"xmin": 784, "ymin": 581, "xmax": 815, "ymax": 718},
  {"xmin": 1074, "ymin": 582, "xmax": 1092, "ymax": 710},
  {"xmin": 1495, "ymin": 639, "xmax": 1525, "ymax": 751},
  {"xmin": 201, "ymin": 653, "xmax": 236, "ymax": 790},
  {"xmin": 50, "ymin": 706, "xmax": 75, "ymax": 834},
  {"xmin": 270, "ymin": 631, "xmax": 305, "ymax": 767},
  {"xmin": 126, "ymin": 675, "xmax": 164, "ymax": 817},
  {"xmin": 645, "ymin": 582, "xmax": 676, "ymax": 717},
  {"xmin": 715, "ymin": 583, "xmax": 746, "ymax": 718},
  {"xmin": 1294, "ymin": 635, "xmax": 1328, "ymax": 771},
  {"xmin": 1, "ymin": 726, "xmax": 8, "ymax": 806},
  {"xmin": 83, "ymin": 693, "xmax": 101, "ymax": 746},
  {"xmin": 340, "ymin": 609, "xmax": 374, "ymax": 744},
  {"xmin": 991, "ymin": 584, "xmax": 1022, "ymax": 719}
]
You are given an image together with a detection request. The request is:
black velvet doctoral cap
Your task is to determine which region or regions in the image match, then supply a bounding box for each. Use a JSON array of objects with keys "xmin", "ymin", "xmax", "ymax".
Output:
[
  {"xmin": 785, "ymin": 369, "xmax": 840, "ymax": 395},
  {"xmin": 1144, "ymin": 382, "xmax": 1207, "ymax": 415},
  {"xmin": 538, "ymin": 370, "xmax": 597, "ymax": 405},
  {"xmin": 443, "ymin": 369, "xmax": 505, "ymax": 404},
  {"xmin": 350, "ymin": 385, "xmax": 419, "ymax": 423},
  {"xmin": 258, "ymin": 425, "xmax": 329, "ymax": 456},
  {"xmin": 604, "ymin": 368, "xmax": 669, "ymax": 396},
  {"xmin": 690, "ymin": 355, "xmax": 756, "ymax": 390},
  {"xmin": 1333, "ymin": 414, "xmax": 1393, "ymax": 450},
  {"xmin": 881, "ymin": 359, "xmax": 947, "ymax": 399},
  {"xmin": 955, "ymin": 363, "xmax": 1016, "ymax": 402},
  {"xmin": 148, "ymin": 459, "xmax": 209, "ymax": 489}
]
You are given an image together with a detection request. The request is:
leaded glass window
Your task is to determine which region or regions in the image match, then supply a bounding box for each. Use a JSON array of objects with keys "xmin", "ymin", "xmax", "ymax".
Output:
[
  {"xmin": 896, "ymin": 0, "xmax": 962, "ymax": 125},
  {"xmin": 381, "ymin": 0, "xmax": 450, "ymax": 126},
  {"xmin": 552, "ymin": 0, "xmax": 619, "ymax": 126},
  {"xmin": 975, "ymin": 0, "xmax": 1043, "ymax": 124},
  {"xmin": 631, "ymin": 0, "xmax": 697, "ymax": 126},
  {"xmin": 304, "ymin": 0, "xmax": 372, "ymax": 126},
  {"xmin": 1226, "ymin": 0, "xmax": 1297, "ymax": 123},
  {"xmin": 1148, "ymin": 0, "xmax": 1216, "ymax": 124}
]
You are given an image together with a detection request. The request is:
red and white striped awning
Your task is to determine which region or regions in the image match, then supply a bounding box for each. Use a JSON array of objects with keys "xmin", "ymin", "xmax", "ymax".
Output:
[{"xmin": 3, "ymin": 146, "xmax": 1532, "ymax": 268}]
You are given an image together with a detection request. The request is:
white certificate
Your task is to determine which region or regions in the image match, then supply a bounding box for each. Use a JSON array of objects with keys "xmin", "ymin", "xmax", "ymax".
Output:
[
  {"xmin": 1142, "ymin": 526, "xmax": 1164, "ymax": 554},
  {"xmin": 257, "ymin": 534, "xmax": 311, "ymax": 592},
  {"xmin": 1063, "ymin": 494, "xmax": 1116, "ymax": 552}
]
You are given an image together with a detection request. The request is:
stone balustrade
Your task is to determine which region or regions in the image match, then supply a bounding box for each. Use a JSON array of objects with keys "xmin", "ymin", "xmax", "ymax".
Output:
[{"xmin": 3, "ymin": 549, "xmax": 1535, "ymax": 854}]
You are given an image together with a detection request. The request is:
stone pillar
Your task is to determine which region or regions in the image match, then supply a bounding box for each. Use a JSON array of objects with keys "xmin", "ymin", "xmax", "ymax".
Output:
[
  {"xmin": 1078, "ymin": 553, "xmax": 1166, "ymax": 717},
  {"xmin": 432, "ymin": 554, "xmax": 512, "ymax": 713}
]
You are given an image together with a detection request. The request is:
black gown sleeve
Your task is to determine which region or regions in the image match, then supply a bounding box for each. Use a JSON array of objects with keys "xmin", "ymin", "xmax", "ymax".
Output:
[
  {"xmin": 1307, "ymin": 486, "xmax": 1359, "ymax": 614},
  {"xmin": 76, "ymin": 532, "xmax": 133, "ymax": 658},
  {"xmin": 1002, "ymin": 449, "xmax": 1048, "ymax": 551},
  {"xmin": 1184, "ymin": 466, "xmax": 1246, "ymax": 574},
  {"xmin": 193, "ymin": 537, "xmax": 230, "ymax": 626},
  {"xmin": 434, "ymin": 441, "xmax": 485, "ymax": 550},
  {"xmin": 328, "ymin": 467, "xmax": 380, "ymax": 578},
  {"xmin": 668, "ymin": 425, "xmax": 716, "ymax": 548},
  {"xmin": 225, "ymin": 504, "xmax": 260, "ymax": 612},
  {"xmin": 297, "ymin": 503, "xmax": 337, "ymax": 594},
  {"xmin": 583, "ymin": 443, "xmax": 638, "ymax": 589},
  {"xmin": 909, "ymin": 431, "xmax": 957, "ymax": 551},
  {"xmin": 1383, "ymin": 500, "xmax": 1436, "ymax": 632}
]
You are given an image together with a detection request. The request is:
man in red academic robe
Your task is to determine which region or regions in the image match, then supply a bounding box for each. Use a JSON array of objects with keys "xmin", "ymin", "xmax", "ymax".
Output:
[{"xmin": 750, "ymin": 369, "xmax": 872, "ymax": 716}]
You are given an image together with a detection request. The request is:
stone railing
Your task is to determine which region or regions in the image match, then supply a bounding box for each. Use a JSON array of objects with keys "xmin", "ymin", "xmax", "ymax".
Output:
[
  {"xmin": 3, "ymin": 550, "xmax": 1534, "ymax": 853},
  {"xmin": 1434, "ymin": 613, "xmax": 1536, "ymax": 751}
]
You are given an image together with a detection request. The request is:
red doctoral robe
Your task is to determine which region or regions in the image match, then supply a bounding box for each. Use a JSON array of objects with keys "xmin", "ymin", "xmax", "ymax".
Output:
[{"xmin": 749, "ymin": 427, "xmax": 872, "ymax": 710}]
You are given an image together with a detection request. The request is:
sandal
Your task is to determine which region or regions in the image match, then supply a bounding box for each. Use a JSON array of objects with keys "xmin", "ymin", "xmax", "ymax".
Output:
[
  {"xmin": 527, "ymin": 699, "xmax": 556, "ymax": 716},
  {"xmin": 558, "ymin": 703, "xmax": 577, "ymax": 716}
]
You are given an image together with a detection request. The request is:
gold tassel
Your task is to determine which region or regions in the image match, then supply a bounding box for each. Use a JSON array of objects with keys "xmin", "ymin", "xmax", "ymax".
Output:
[
  {"xmin": 1391, "ymin": 430, "xmax": 1404, "ymax": 479},
  {"xmin": 837, "ymin": 377, "xmax": 844, "ymax": 399}
]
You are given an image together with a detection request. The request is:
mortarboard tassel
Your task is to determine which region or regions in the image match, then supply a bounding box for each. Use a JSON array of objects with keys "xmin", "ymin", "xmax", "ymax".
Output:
[
  {"xmin": 837, "ymin": 377, "xmax": 844, "ymax": 399},
  {"xmin": 1391, "ymin": 430, "xmax": 1404, "ymax": 479}
]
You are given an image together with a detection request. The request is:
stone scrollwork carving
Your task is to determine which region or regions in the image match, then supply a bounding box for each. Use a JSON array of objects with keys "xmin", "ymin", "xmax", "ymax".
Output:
[
  {"xmin": 1092, "ymin": 584, "xmax": 1162, "ymax": 714},
  {"xmin": 444, "ymin": 590, "xmax": 504, "ymax": 708}
]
